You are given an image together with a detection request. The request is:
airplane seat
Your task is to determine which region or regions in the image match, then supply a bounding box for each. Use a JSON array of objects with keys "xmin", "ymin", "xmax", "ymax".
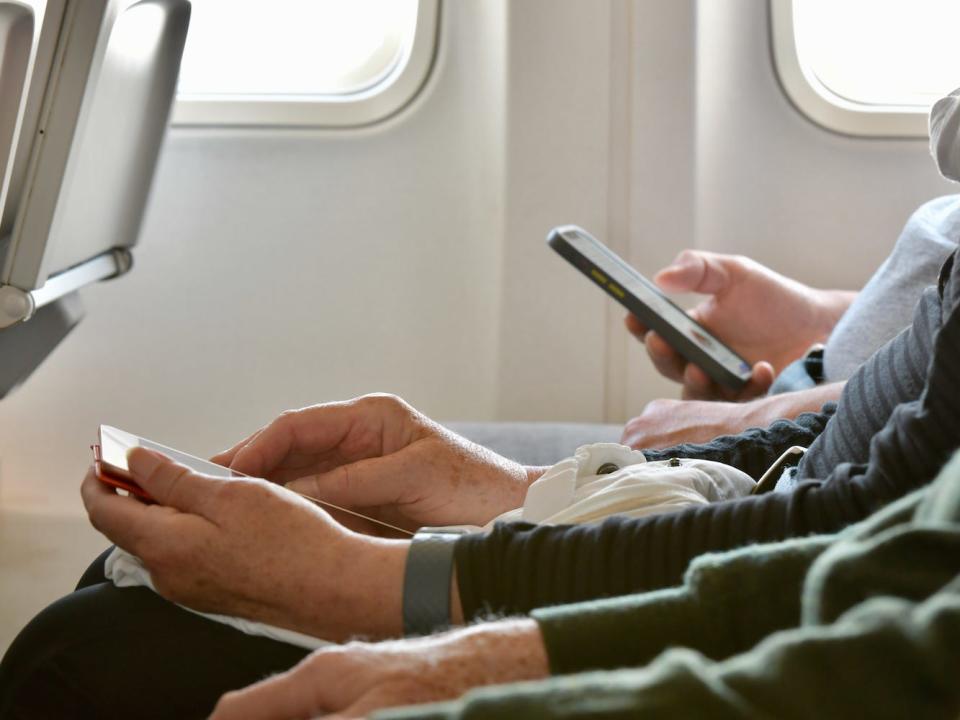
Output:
[
  {"xmin": 447, "ymin": 421, "xmax": 623, "ymax": 466},
  {"xmin": 0, "ymin": 0, "xmax": 190, "ymax": 398}
]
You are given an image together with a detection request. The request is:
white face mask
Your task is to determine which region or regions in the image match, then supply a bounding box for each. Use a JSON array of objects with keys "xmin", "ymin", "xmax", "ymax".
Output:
[{"xmin": 930, "ymin": 87, "xmax": 960, "ymax": 183}]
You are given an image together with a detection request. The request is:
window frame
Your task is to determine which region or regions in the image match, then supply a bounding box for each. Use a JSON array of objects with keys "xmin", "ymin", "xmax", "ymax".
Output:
[
  {"xmin": 170, "ymin": 0, "xmax": 440, "ymax": 128},
  {"xmin": 769, "ymin": 0, "xmax": 929, "ymax": 138}
]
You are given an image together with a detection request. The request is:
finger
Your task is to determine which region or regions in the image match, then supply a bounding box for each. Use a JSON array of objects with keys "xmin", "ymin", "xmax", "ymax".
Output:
[
  {"xmin": 228, "ymin": 406, "xmax": 353, "ymax": 478},
  {"xmin": 211, "ymin": 669, "xmax": 326, "ymax": 720},
  {"xmin": 736, "ymin": 361, "xmax": 774, "ymax": 401},
  {"xmin": 210, "ymin": 427, "xmax": 264, "ymax": 467},
  {"xmin": 285, "ymin": 452, "xmax": 417, "ymax": 511},
  {"xmin": 654, "ymin": 250, "xmax": 733, "ymax": 296},
  {"xmin": 680, "ymin": 363, "xmax": 721, "ymax": 400},
  {"xmin": 645, "ymin": 331, "xmax": 686, "ymax": 382},
  {"xmin": 127, "ymin": 447, "xmax": 222, "ymax": 516},
  {"xmin": 81, "ymin": 468, "xmax": 178, "ymax": 554},
  {"xmin": 624, "ymin": 314, "xmax": 649, "ymax": 341}
]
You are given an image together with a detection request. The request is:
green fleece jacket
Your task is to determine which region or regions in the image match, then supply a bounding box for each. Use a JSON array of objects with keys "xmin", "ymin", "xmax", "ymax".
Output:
[{"xmin": 377, "ymin": 451, "xmax": 960, "ymax": 719}]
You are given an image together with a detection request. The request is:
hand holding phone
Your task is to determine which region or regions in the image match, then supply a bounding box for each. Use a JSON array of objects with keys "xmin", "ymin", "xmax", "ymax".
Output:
[
  {"xmin": 94, "ymin": 425, "xmax": 243, "ymax": 501},
  {"xmin": 92, "ymin": 424, "xmax": 413, "ymax": 535},
  {"xmin": 548, "ymin": 225, "xmax": 753, "ymax": 390}
]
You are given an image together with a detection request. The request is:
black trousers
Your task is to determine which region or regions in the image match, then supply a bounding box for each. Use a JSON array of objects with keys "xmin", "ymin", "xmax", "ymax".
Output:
[{"xmin": 0, "ymin": 549, "xmax": 311, "ymax": 719}]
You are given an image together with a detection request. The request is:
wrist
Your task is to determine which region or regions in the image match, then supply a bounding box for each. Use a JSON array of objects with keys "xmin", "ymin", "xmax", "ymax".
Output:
[
  {"xmin": 810, "ymin": 288, "xmax": 857, "ymax": 339},
  {"xmin": 742, "ymin": 381, "xmax": 845, "ymax": 427},
  {"xmin": 438, "ymin": 619, "xmax": 550, "ymax": 686},
  {"xmin": 525, "ymin": 465, "xmax": 548, "ymax": 486},
  {"xmin": 326, "ymin": 536, "xmax": 407, "ymax": 642}
]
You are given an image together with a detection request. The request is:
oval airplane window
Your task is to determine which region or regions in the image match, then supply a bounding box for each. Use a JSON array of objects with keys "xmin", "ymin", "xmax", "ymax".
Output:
[
  {"xmin": 771, "ymin": 0, "xmax": 958, "ymax": 137},
  {"xmin": 171, "ymin": 0, "xmax": 438, "ymax": 127}
]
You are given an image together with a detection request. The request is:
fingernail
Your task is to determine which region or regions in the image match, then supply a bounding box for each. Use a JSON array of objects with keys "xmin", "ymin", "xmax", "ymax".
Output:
[
  {"xmin": 284, "ymin": 479, "xmax": 306, "ymax": 493},
  {"xmin": 127, "ymin": 447, "xmax": 168, "ymax": 477}
]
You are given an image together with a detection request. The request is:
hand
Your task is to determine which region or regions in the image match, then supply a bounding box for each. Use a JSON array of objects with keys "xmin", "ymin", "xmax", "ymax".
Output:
[
  {"xmin": 620, "ymin": 382, "xmax": 846, "ymax": 450},
  {"xmin": 626, "ymin": 250, "xmax": 853, "ymax": 401},
  {"xmin": 212, "ymin": 394, "xmax": 539, "ymax": 531},
  {"xmin": 211, "ymin": 620, "xmax": 549, "ymax": 720},
  {"xmin": 621, "ymin": 398, "xmax": 757, "ymax": 449},
  {"xmin": 81, "ymin": 448, "xmax": 407, "ymax": 641}
]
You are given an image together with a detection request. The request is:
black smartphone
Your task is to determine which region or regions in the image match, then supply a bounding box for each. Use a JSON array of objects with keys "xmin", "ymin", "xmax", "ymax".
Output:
[{"xmin": 547, "ymin": 225, "xmax": 752, "ymax": 390}]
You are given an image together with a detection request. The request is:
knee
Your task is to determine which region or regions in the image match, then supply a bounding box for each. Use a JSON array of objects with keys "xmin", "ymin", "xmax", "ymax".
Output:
[{"xmin": 0, "ymin": 588, "xmax": 104, "ymax": 718}]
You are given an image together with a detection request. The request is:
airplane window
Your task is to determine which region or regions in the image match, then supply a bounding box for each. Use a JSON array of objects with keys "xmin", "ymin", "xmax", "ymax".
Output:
[
  {"xmin": 793, "ymin": 0, "xmax": 959, "ymax": 108},
  {"xmin": 171, "ymin": 0, "xmax": 438, "ymax": 127},
  {"xmin": 771, "ymin": 0, "xmax": 955, "ymax": 137}
]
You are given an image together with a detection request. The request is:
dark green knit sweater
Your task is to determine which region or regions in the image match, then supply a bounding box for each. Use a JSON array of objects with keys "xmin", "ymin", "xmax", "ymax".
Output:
[{"xmin": 378, "ymin": 450, "xmax": 960, "ymax": 719}]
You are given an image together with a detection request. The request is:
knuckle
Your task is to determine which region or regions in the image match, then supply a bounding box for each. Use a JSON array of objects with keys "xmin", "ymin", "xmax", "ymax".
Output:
[
  {"xmin": 646, "ymin": 398, "xmax": 675, "ymax": 413},
  {"xmin": 731, "ymin": 254, "xmax": 755, "ymax": 273},
  {"xmin": 162, "ymin": 464, "xmax": 196, "ymax": 504},
  {"xmin": 86, "ymin": 504, "xmax": 107, "ymax": 533},
  {"xmin": 363, "ymin": 392, "xmax": 405, "ymax": 411},
  {"xmin": 218, "ymin": 479, "xmax": 245, "ymax": 500},
  {"xmin": 273, "ymin": 408, "xmax": 301, "ymax": 432},
  {"xmin": 218, "ymin": 477, "xmax": 268, "ymax": 505},
  {"xmin": 211, "ymin": 692, "xmax": 237, "ymax": 715}
]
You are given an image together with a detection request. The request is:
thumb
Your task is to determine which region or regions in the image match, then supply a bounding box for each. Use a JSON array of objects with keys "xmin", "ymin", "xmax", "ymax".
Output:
[
  {"xmin": 655, "ymin": 250, "xmax": 733, "ymax": 296},
  {"xmin": 127, "ymin": 447, "xmax": 218, "ymax": 514},
  {"xmin": 285, "ymin": 454, "xmax": 412, "ymax": 510},
  {"xmin": 737, "ymin": 360, "xmax": 775, "ymax": 400}
]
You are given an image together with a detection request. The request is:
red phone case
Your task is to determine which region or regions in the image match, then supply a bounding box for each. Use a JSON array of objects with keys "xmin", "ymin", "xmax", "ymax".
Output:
[{"xmin": 91, "ymin": 444, "xmax": 155, "ymax": 502}]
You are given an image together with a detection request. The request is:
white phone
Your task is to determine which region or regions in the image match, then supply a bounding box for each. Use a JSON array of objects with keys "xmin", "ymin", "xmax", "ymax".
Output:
[
  {"xmin": 94, "ymin": 425, "xmax": 243, "ymax": 500},
  {"xmin": 92, "ymin": 425, "xmax": 415, "ymax": 535}
]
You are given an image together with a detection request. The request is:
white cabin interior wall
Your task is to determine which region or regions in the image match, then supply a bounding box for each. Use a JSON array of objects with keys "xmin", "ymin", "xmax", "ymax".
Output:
[{"xmin": 493, "ymin": 0, "xmax": 614, "ymax": 422}]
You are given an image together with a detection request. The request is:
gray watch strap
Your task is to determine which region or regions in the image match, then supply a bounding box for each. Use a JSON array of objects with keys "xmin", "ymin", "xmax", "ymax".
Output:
[{"xmin": 402, "ymin": 528, "xmax": 465, "ymax": 636}]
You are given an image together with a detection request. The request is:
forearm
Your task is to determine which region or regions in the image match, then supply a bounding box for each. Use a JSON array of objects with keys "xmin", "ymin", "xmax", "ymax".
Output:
[
  {"xmin": 743, "ymin": 382, "xmax": 844, "ymax": 428},
  {"xmin": 382, "ymin": 590, "xmax": 960, "ymax": 720},
  {"xmin": 642, "ymin": 405, "xmax": 836, "ymax": 479},
  {"xmin": 811, "ymin": 288, "xmax": 858, "ymax": 336}
]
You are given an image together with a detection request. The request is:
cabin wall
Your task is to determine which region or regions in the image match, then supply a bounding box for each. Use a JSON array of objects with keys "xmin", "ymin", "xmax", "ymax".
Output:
[
  {"xmin": 1, "ymin": 1, "xmax": 515, "ymax": 510},
  {"xmin": 1, "ymin": 0, "xmax": 956, "ymax": 513}
]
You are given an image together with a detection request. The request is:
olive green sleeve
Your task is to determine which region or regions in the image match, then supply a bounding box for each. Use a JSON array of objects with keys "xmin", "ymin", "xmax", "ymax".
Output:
[
  {"xmin": 375, "ymin": 587, "xmax": 960, "ymax": 720},
  {"xmin": 533, "ymin": 533, "xmax": 830, "ymax": 675}
]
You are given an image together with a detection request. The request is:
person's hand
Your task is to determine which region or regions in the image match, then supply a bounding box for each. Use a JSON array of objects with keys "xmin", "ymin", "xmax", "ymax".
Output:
[
  {"xmin": 211, "ymin": 394, "xmax": 540, "ymax": 532},
  {"xmin": 81, "ymin": 448, "xmax": 407, "ymax": 641},
  {"xmin": 210, "ymin": 619, "xmax": 549, "ymax": 720},
  {"xmin": 621, "ymin": 398, "xmax": 757, "ymax": 449},
  {"xmin": 626, "ymin": 250, "xmax": 853, "ymax": 401},
  {"xmin": 620, "ymin": 381, "xmax": 846, "ymax": 450}
]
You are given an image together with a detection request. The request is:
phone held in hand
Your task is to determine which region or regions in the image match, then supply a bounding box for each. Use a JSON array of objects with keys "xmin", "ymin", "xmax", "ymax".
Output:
[
  {"xmin": 93, "ymin": 425, "xmax": 243, "ymax": 501},
  {"xmin": 547, "ymin": 225, "xmax": 752, "ymax": 390},
  {"xmin": 91, "ymin": 425, "xmax": 416, "ymax": 536}
]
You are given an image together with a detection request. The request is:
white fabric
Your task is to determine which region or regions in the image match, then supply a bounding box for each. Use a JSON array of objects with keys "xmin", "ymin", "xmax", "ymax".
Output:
[
  {"xmin": 489, "ymin": 443, "xmax": 755, "ymax": 526},
  {"xmin": 106, "ymin": 443, "xmax": 754, "ymax": 648},
  {"xmin": 105, "ymin": 548, "xmax": 331, "ymax": 650}
]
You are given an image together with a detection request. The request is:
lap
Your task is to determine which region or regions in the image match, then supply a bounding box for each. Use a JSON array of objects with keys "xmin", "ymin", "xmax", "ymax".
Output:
[{"xmin": 0, "ymin": 554, "xmax": 311, "ymax": 719}]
